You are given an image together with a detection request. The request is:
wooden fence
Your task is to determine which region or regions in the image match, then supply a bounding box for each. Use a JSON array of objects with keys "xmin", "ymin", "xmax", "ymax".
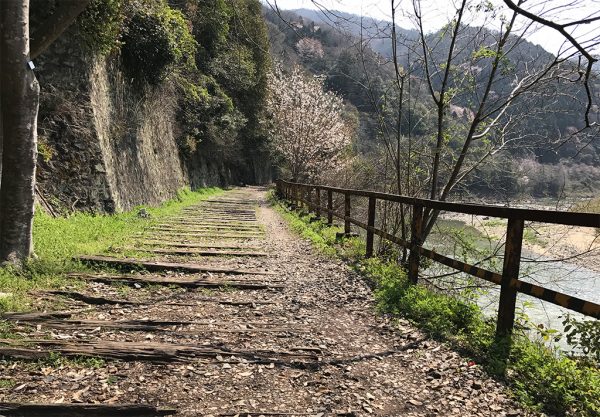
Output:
[{"xmin": 276, "ymin": 179, "xmax": 600, "ymax": 338}]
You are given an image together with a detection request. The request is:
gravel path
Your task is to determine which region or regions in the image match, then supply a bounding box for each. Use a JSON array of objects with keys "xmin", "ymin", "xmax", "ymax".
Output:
[{"xmin": 0, "ymin": 188, "xmax": 534, "ymax": 416}]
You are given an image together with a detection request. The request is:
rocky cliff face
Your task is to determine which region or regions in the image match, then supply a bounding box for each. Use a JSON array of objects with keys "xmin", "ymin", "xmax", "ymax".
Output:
[
  {"xmin": 89, "ymin": 59, "xmax": 187, "ymax": 212},
  {"xmin": 35, "ymin": 29, "xmax": 237, "ymax": 214}
]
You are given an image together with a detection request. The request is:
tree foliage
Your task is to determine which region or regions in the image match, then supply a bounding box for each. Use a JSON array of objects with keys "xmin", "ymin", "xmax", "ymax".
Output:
[
  {"xmin": 70, "ymin": 0, "xmax": 271, "ymax": 175},
  {"xmin": 67, "ymin": 0, "xmax": 271, "ymax": 172},
  {"xmin": 75, "ymin": 0, "xmax": 125, "ymax": 55},
  {"xmin": 265, "ymin": 6, "xmax": 600, "ymax": 198},
  {"xmin": 121, "ymin": 1, "xmax": 197, "ymax": 85},
  {"xmin": 171, "ymin": 0, "xmax": 270, "ymax": 173},
  {"xmin": 0, "ymin": 0, "xmax": 273, "ymax": 263}
]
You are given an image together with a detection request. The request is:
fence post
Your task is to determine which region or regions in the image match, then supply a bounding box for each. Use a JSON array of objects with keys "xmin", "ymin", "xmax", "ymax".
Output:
[
  {"xmin": 496, "ymin": 217, "xmax": 524, "ymax": 338},
  {"xmin": 327, "ymin": 190, "xmax": 333, "ymax": 225},
  {"xmin": 304, "ymin": 186, "xmax": 310, "ymax": 211},
  {"xmin": 344, "ymin": 193, "xmax": 351, "ymax": 234},
  {"xmin": 306, "ymin": 187, "xmax": 310, "ymax": 211},
  {"xmin": 293, "ymin": 185, "xmax": 299, "ymax": 209},
  {"xmin": 315, "ymin": 188, "xmax": 321, "ymax": 218},
  {"xmin": 366, "ymin": 196, "xmax": 376, "ymax": 258},
  {"xmin": 408, "ymin": 204, "xmax": 424, "ymax": 284}
]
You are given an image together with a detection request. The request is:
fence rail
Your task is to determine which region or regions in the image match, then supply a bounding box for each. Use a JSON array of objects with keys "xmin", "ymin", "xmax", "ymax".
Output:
[{"xmin": 276, "ymin": 179, "xmax": 600, "ymax": 338}]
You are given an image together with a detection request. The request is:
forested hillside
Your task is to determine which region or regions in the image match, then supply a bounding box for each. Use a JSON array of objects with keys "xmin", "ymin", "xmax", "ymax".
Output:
[
  {"xmin": 25, "ymin": 1, "xmax": 600, "ymax": 216},
  {"xmin": 264, "ymin": 7, "xmax": 600, "ymax": 199},
  {"xmin": 33, "ymin": 0, "xmax": 271, "ymax": 213}
]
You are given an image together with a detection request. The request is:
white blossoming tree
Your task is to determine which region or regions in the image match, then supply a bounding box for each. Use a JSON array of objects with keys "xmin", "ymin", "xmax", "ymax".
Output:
[
  {"xmin": 295, "ymin": 37, "xmax": 324, "ymax": 61},
  {"xmin": 266, "ymin": 65, "xmax": 352, "ymax": 182}
]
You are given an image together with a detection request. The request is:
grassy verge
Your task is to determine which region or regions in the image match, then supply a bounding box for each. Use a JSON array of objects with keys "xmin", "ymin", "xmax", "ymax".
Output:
[
  {"xmin": 272, "ymin": 202, "xmax": 364, "ymax": 258},
  {"xmin": 0, "ymin": 187, "xmax": 222, "ymax": 312},
  {"xmin": 271, "ymin": 194, "xmax": 600, "ymax": 417}
]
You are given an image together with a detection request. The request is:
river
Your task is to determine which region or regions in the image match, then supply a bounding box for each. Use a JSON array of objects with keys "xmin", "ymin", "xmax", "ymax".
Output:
[{"xmin": 429, "ymin": 214, "xmax": 600, "ymax": 352}]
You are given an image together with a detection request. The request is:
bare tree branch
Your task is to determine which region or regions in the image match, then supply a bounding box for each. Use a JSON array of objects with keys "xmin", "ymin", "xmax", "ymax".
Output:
[
  {"xmin": 30, "ymin": 0, "xmax": 91, "ymax": 59},
  {"xmin": 502, "ymin": 0, "xmax": 598, "ymax": 126}
]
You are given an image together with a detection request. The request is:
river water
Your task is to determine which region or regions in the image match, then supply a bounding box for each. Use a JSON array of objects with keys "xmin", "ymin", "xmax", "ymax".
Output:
[
  {"xmin": 470, "ymin": 252, "xmax": 599, "ymax": 351},
  {"xmin": 426, "ymin": 215, "xmax": 599, "ymax": 352}
]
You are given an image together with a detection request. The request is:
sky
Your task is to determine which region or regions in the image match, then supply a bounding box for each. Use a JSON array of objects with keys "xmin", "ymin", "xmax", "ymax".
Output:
[{"xmin": 266, "ymin": 0, "xmax": 600, "ymax": 57}]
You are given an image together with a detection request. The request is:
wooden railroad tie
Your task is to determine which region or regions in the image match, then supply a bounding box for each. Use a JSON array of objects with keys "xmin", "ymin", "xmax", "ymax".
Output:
[
  {"xmin": 149, "ymin": 228, "xmax": 263, "ymax": 235},
  {"xmin": 140, "ymin": 240, "xmax": 262, "ymax": 250},
  {"xmin": 75, "ymin": 255, "xmax": 274, "ymax": 275},
  {"xmin": 0, "ymin": 339, "xmax": 319, "ymax": 364},
  {"xmin": 9, "ymin": 318, "xmax": 302, "ymax": 334},
  {"xmin": 0, "ymin": 403, "xmax": 176, "ymax": 417},
  {"xmin": 35, "ymin": 290, "xmax": 277, "ymax": 308},
  {"xmin": 135, "ymin": 248, "xmax": 269, "ymax": 257},
  {"xmin": 68, "ymin": 272, "xmax": 285, "ymax": 290},
  {"xmin": 41, "ymin": 290, "xmax": 137, "ymax": 305},
  {"xmin": 154, "ymin": 222, "xmax": 261, "ymax": 228},
  {"xmin": 146, "ymin": 232, "xmax": 263, "ymax": 240},
  {"xmin": 149, "ymin": 226, "xmax": 262, "ymax": 234},
  {"xmin": 163, "ymin": 220, "xmax": 259, "ymax": 226}
]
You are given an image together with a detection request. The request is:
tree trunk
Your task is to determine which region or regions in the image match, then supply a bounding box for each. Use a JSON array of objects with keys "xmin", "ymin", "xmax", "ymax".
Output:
[
  {"xmin": 0, "ymin": 0, "xmax": 39, "ymax": 264},
  {"xmin": 0, "ymin": 91, "xmax": 3, "ymax": 190},
  {"xmin": 0, "ymin": 8, "xmax": 3, "ymax": 192}
]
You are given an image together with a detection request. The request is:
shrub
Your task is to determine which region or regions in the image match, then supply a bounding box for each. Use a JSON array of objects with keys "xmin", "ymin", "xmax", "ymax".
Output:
[
  {"xmin": 510, "ymin": 339, "xmax": 600, "ymax": 415},
  {"xmin": 76, "ymin": 0, "xmax": 125, "ymax": 55},
  {"xmin": 368, "ymin": 258, "xmax": 480, "ymax": 337},
  {"xmin": 121, "ymin": 0, "xmax": 196, "ymax": 85},
  {"xmin": 562, "ymin": 314, "xmax": 600, "ymax": 363},
  {"xmin": 176, "ymin": 74, "xmax": 246, "ymax": 159}
]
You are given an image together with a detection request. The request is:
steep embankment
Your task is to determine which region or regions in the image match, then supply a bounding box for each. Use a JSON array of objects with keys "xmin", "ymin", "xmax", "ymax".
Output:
[
  {"xmin": 33, "ymin": 0, "xmax": 271, "ymax": 214},
  {"xmin": 35, "ymin": 30, "xmax": 230, "ymax": 213}
]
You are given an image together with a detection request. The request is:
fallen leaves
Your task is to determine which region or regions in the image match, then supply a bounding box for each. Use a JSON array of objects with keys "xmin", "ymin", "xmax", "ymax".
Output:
[{"xmin": 0, "ymin": 190, "xmax": 531, "ymax": 417}]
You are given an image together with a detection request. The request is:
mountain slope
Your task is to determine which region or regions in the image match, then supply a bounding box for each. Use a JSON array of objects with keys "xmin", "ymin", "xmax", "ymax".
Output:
[{"xmin": 267, "ymin": 8, "xmax": 600, "ymax": 163}]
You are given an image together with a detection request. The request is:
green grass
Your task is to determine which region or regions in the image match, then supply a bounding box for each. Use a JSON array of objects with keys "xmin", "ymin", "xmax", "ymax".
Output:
[
  {"xmin": 435, "ymin": 219, "xmax": 484, "ymax": 238},
  {"xmin": 483, "ymin": 218, "xmax": 507, "ymax": 228},
  {"xmin": 0, "ymin": 379, "xmax": 16, "ymax": 389},
  {"xmin": 33, "ymin": 187, "xmax": 222, "ymax": 260},
  {"xmin": 34, "ymin": 352, "xmax": 107, "ymax": 369},
  {"xmin": 0, "ymin": 320, "xmax": 20, "ymax": 339},
  {"xmin": 523, "ymin": 228, "xmax": 547, "ymax": 247},
  {"xmin": 106, "ymin": 375, "xmax": 119, "ymax": 384},
  {"xmin": 272, "ymin": 194, "xmax": 600, "ymax": 417},
  {"xmin": 366, "ymin": 257, "xmax": 481, "ymax": 337},
  {"xmin": 270, "ymin": 193, "xmax": 364, "ymax": 259},
  {"xmin": 12, "ymin": 351, "xmax": 108, "ymax": 370},
  {"xmin": 430, "ymin": 219, "xmax": 495, "ymax": 257},
  {"xmin": 0, "ymin": 187, "xmax": 222, "ymax": 313}
]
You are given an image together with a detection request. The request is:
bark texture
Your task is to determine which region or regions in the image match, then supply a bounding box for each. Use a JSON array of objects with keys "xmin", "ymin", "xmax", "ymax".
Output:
[
  {"xmin": 0, "ymin": 0, "xmax": 39, "ymax": 263},
  {"xmin": 0, "ymin": 0, "xmax": 90, "ymax": 263}
]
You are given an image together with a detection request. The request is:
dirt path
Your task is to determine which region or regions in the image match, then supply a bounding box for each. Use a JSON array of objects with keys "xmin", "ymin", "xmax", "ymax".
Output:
[{"xmin": 0, "ymin": 188, "xmax": 532, "ymax": 416}]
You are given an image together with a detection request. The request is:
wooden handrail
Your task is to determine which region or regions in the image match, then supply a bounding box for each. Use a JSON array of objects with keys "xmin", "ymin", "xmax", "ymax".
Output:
[
  {"xmin": 276, "ymin": 179, "xmax": 600, "ymax": 338},
  {"xmin": 280, "ymin": 180, "xmax": 599, "ymax": 227}
]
